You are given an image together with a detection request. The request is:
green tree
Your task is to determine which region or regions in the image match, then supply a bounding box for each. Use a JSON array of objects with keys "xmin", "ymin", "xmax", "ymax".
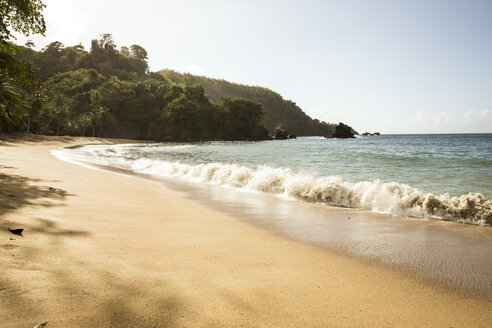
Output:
[
  {"xmin": 162, "ymin": 85, "xmax": 219, "ymax": 141},
  {"xmin": 35, "ymin": 69, "xmax": 105, "ymax": 135},
  {"xmin": 89, "ymin": 105, "xmax": 110, "ymax": 137},
  {"xmin": 0, "ymin": 79, "xmax": 27, "ymax": 129},
  {"xmin": 23, "ymin": 88, "xmax": 46, "ymax": 132},
  {"xmin": 159, "ymin": 69, "xmax": 340, "ymax": 136},
  {"xmin": 7, "ymin": 34, "xmax": 340, "ymax": 140},
  {"xmin": 40, "ymin": 94, "xmax": 65, "ymax": 134},
  {"xmin": 0, "ymin": 0, "xmax": 46, "ymax": 41},
  {"xmin": 55, "ymin": 104, "xmax": 69, "ymax": 135},
  {"xmin": 219, "ymin": 97, "xmax": 266, "ymax": 140},
  {"xmin": 1, "ymin": 0, "xmax": 46, "ymax": 131},
  {"xmin": 77, "ymin": 34, "xmax": 148, "ymax": 77},
  {"xmin": 76, "ymin": 112, "xmax": 92, "ymax": 136},
  {"xmin": 130, "ymin": 44, "xmax": 147, "ymax": 62}
]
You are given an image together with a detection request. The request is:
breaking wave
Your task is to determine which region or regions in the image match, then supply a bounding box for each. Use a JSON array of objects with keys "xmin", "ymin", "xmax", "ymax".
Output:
[{"xmin": 53, "ymin": 145, "xmax": 492, "ymax": 226}]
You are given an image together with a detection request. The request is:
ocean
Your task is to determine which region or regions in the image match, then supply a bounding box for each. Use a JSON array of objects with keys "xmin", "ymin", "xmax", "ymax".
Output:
[{"xmin": 54, "ymin": 134, "xmax": 492, "ymax": 226}]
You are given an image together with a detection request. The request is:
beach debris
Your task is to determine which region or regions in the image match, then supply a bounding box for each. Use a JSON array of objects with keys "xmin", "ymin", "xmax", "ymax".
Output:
[
  {"xmin": 9, "ymin": 237, "xmax": 15, "ymax": 240},
  {"xmin": 347, "ymin": 217, "xmax": 351, "ymax": 219},
  {"xmin": 8, "ymin": 228, "xmax": 24, "ymax": 236},
  {"xmin": 33, "ymin": 322, "xmax": 48, "ymax": 328},
  {"xmin": 49, "ymin": 187, "xmax": 56, "ymax": 191}
]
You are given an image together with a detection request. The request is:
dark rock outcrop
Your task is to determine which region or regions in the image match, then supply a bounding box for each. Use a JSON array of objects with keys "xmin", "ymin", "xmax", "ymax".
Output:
[
  {"xmin": 332, "ymin": 122, "xmax": 355, "ymax": 138},
  {"xmin": 361, "ymin": 131, "xmax": 381, "ymax": 136},
  {"xmin": 273, "ymin": 127, "xmax": 290, "ymax": 140}
]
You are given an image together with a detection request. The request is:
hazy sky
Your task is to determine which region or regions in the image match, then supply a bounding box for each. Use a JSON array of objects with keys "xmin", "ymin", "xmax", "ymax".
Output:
[{"xmin": 15, "ymin": 0, "xmax": 492, "ymax": 133}]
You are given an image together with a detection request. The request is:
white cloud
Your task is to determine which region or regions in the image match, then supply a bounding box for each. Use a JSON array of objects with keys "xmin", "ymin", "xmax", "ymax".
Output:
[
  {"xmin": 463, "ymin": 110, "xmax": 473, "ymax": 122},
  {"xmin": 480, "ymin": 109, "xmax": 491, "ymax": 118},
  {"xmin": 413, "ymin": 111, "xmax": 456, "ymax": 126},
  {"xmin": 404, "ymin": 110, "xmax": 492, "ymax": 133}
]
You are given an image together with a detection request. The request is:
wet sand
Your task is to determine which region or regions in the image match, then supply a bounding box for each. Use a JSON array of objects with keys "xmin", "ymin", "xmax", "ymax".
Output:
[
  {"xmin": 1, "ymin": 135, "xmax": 491, "ymax": 327},
  {"xmin": 151, "ymin": 177, "xmax": 492, "ymax": 299},
  {"xmin": 88, "ymin": 164, "xmax": 492, "ymax": 299}
]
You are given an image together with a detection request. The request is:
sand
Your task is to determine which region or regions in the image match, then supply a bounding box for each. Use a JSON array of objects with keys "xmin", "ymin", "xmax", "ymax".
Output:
[{"xmin": 0, "ymin": 134, "xmax": 490, "ymax": 328}]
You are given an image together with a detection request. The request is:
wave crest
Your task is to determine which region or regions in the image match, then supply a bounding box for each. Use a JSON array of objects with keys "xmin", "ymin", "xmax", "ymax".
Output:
[
  {"xmin": 128, "ymin": 158, "xmax": 491, "ymax": 225},
  {"xmin": 54, "ymin": 147, "xmax": 492, "ymax": 226}
]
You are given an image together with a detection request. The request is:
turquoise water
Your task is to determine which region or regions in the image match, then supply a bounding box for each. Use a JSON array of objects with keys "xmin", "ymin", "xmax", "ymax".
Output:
[
  {"xmin": 54, "ymin": 134, "xmax": 492, "ymax": 225},
  {"xmin": 129, "ymin": 134, "xmax": 492, "ymax": 197}
]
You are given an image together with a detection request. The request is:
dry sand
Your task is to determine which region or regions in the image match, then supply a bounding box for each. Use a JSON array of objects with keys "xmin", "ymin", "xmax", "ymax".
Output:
[{"xmin": 0, "ymin": 134, "xmax": 490, "ymax": 327}]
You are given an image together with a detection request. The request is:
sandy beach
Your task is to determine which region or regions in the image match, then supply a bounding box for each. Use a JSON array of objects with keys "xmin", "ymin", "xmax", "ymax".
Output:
[{"xmin": 1, "ymin": 135, "xmax": 491, "ymax": 328}]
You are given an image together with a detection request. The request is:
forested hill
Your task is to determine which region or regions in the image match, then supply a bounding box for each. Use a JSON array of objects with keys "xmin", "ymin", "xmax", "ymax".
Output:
[
  {"xmin": 158, "ymin": 70, "xmax": 336, "ymax": 136},
  {"xmin": 3, "ymin": 34, "xmax": 352, "ymax": 140}
]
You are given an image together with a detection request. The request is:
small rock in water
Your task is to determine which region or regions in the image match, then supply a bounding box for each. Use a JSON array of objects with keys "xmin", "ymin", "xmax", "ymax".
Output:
[
  {"xmin": 49, "ymin": 187, "xmax": 56, "ymax": 191},
  {"xmin": 8, "ymin": 228, "xmax": 24, "ymax": 236},
  {"xmin": 347, "ymin": 217, "xmax": 351, "ymax": 220},
  {"xmin": 9, "ymin": 237, "xmax": 15, "ymax": 240},
  {"xmin": 33, "ymin": 322, "xmax": 48, "ymax": 328}
]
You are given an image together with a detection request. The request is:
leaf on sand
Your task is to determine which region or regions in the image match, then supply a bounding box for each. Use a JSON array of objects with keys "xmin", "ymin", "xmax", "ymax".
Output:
[{"xmin": 8, "ymin": 228, "xmax": 24, "ymax": 235}]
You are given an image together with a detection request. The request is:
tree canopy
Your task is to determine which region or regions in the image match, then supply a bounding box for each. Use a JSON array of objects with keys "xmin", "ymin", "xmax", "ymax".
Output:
[
  {"xmin": 0, "ymin": 0, "xmax": 46, "ymax": 41},
  {"xmin": 3, "ymin": 31, "xmax": 353, "ymax": 140},
  {"xmin": 4, "ymin": 35, "xmax": 271, "ymax": 141},
  {"xmin": 0, "ymin": 0, "xmax": 46, "ymax": 130},
  {"xmin": 158, "ymin": 69, "xmax": 337, "ymax": 136}
]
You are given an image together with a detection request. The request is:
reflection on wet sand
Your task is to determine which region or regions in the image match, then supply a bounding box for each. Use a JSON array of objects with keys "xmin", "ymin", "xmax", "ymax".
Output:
[{"xmin": 158, "ymin": 176, "xmax": 492, "ymax": 300}]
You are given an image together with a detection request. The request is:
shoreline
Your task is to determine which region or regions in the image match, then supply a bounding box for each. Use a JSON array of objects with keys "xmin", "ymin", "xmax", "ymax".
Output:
[
  {"xmin": 99, "ymin": 164, "xmax": 492, "ymax": 299},
  {"xmin": 1, "ymin": 135, "xmax": 491, "ymax": 327},
  {"xmin": 52, "ymin": 139, "xmax": 492, "ymax": 299},
  {"xmin": 80, "ymin": 159, "xmax": 492, "ymax": 299},
  {"xmin": 53, "ymin": 136, "xmax": 492, "ymax": 226}
]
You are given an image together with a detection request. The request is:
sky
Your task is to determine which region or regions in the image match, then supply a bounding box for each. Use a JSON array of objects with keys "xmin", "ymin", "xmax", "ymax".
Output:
[{"xmin": 14, "ymin": 0, "xmax": 492, "ymax": 133}]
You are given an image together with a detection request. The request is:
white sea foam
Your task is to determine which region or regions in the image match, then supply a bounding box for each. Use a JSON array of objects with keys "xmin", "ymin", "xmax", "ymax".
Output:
[{"xmin": 52, "ymin": 145, "xmax": 492, "ymax": 226}]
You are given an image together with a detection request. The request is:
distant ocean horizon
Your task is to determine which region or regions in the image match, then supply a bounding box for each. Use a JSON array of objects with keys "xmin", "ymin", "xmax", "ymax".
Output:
[
  {"xmin": 370, "ymin": 133, "xmax": 491, "ymax": 135},
  {"xmin": 53, "ymin": 133, "xmax": 492, "ymax": 226}
]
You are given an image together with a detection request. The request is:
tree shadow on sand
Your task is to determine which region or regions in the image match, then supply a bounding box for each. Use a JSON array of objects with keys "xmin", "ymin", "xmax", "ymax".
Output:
[
  {"xmin": 1, "ymin": 256, "xmax": 187, "ymax": 327},
  {"xmin": 0, "ymin": 170, "xmax": 73, "ymax": 229},
  {"xmin": 0, "ymin": 169, "xmax": 190, "ymax": 327},
  {"xmin": 28, "ymin": 218, "xmax": 89, "ymax": 237},
  {"xmin": 0, "ymin": 133, "xmax": 76, "ymax": 146},
  {"xmin": 0, "ymin": 172, "xmax": 101, "ymax": 327},
  {"xmin": 81, "ymin": 271, "xmax": 185, "ymax": 328}
]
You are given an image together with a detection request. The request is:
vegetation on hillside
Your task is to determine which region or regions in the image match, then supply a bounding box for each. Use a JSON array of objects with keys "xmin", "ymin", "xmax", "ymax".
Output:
[
  {"xmin": 1, "ymin": 1, "xmax": 352, "ymax": 140},
  {"xmin": 159, "ymin": 69, "xmax": 337, "ymax": 136},
  {"xmin": 0, "ymin": 0, "xmax": 46, "ymax": 130},
  {"xmin": 3, "ymin": 34, "xmax": 268, "ymax": 140}
]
